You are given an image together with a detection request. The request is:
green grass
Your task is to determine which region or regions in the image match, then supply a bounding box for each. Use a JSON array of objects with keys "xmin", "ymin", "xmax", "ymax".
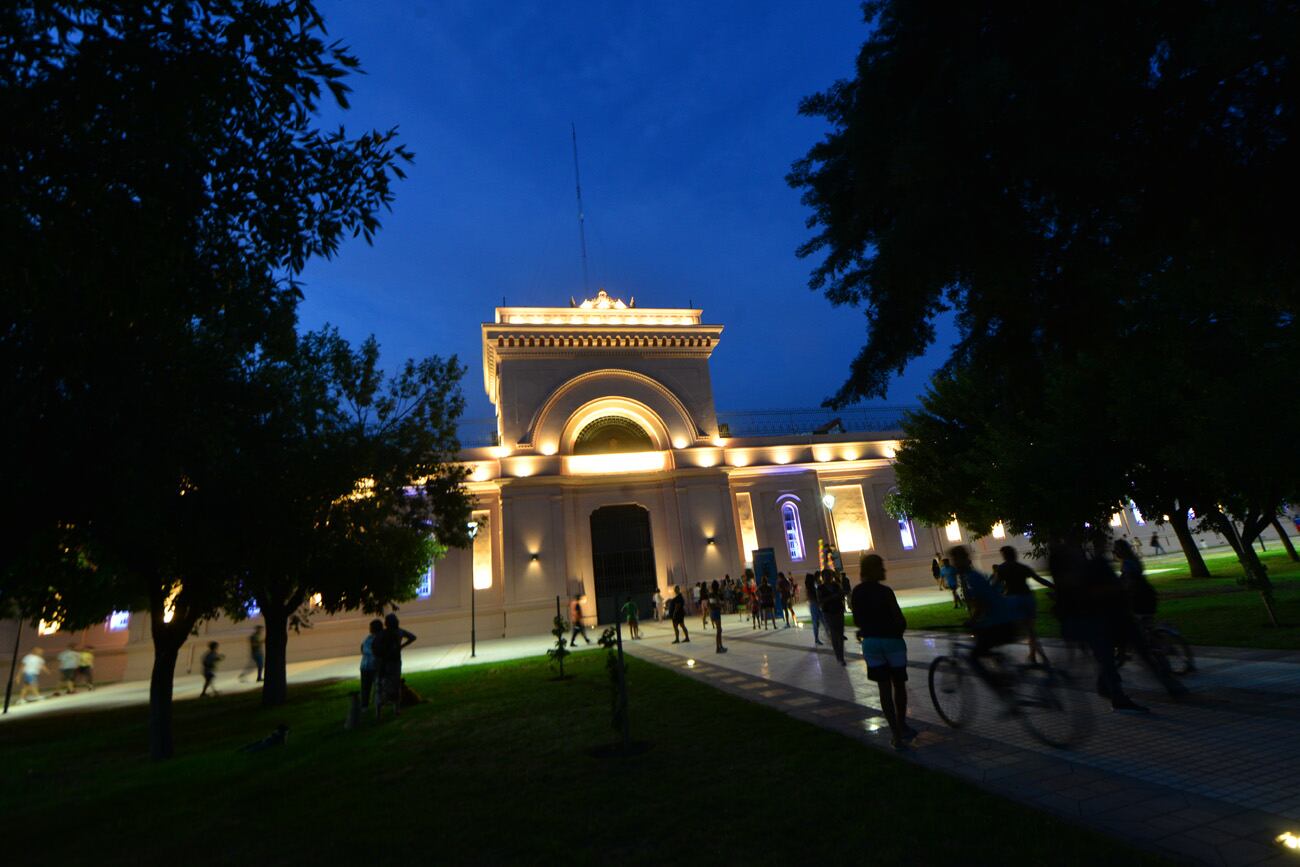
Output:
[
  {"xmin": 900, "ymin": 549, "xmax": 1300, "ymax": 649},
  {"xmin": 0, "ymin": 654, "xmax": 1163, "ymax": 865}
]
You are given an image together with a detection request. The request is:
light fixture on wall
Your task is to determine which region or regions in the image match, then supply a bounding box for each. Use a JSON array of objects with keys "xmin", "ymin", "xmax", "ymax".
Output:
[
  {"xmin": 530, "ymin": 552, "xmax": 540, "ymax": 562},
  {"xmin": 706, "ymin": 537, "xmax": 716, "ymax": 546}
]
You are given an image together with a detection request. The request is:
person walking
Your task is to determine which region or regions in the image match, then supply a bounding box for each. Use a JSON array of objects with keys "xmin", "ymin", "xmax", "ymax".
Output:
[
  {"xmin": 239, "ymin": 625, "xmax": 264, "ymax": 682},
  {"xmin": 700, "ymin": 583, "xmax": 712, "ymax": 630},
  {"xmin": 776, "ymin": 572, "xmax": 793, "ymax": 627},
  {"xmin": 818, "ymin": 569, "xmax": 847, "ymax": 665},
  {"xmin": 58, "ymin": 643, "xmax": 80, "ymax": 694},
  {"xmin": 804, "ymin": 572, "xmax": 825, "ymax": 645},
  {"xmin": 710, "ymin": 585, "xmax": 727, "ymax": 653},
  {"xmin": 373, "ymin": 613, "xmax": 416, "ymax": 720},
  {"xmin": 200, "ymin": 641, "xmax": 223, "ymax": 698},
  {"xmin": 359, "ymin": 619, "xmax": 382, "ymax": 709},
  {"xmin": 939, "ymin": 558, "xmax": 962, "ymax": 608},
  {"xmin": 757, "ymin": 577, "xmax": 776, "ymax": 630},
  {"xmin": 669, "ymin": 586, "xmax": 690, "ymax": 644},
  {"xmin": 17, "ymin": 647, "xmax": 47, "ymax": 702},
  {"xmin": 569, "ymin": 595, "xmax": 592, "ymax": 646},
  {"xmin": 76, "ymin": 646, "xmax": 95, "ymax": 690},
  {"xmin": 1149, "ymin": 531, "xmax": 1165, "ymax": 556},
  {"xmin": 996, "ymin": 546, "xmax": 1054, "ymax": 665},
  {"xmin": 851, "ymin": 554, "xmax": 915, "ymax": 749},
  {"xmin": 621, "ymin": 598, "xmax": 642, "ymax": 639},
  {"xmin": 652, "ymin": 589, "xmax": 664, "ymax": 622}
]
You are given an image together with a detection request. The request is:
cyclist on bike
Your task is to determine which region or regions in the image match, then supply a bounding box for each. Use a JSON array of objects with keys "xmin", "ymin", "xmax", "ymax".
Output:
[
  {"xmin": 1113, "ymin": 539, "xmax": 1188, "ymax": 696},
  {"xmin": 996, "ymin": 546, "xmax": 1054, "ymax": 665},
  {"xmin": 949, "ymin": 546, "xmax": 1021, "ymax": 706}
]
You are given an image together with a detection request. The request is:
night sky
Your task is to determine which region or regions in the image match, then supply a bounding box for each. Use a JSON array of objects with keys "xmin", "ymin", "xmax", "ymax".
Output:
[{"xmin": 298, "ymin": 1, "xmax": 953, "ymax": 424}]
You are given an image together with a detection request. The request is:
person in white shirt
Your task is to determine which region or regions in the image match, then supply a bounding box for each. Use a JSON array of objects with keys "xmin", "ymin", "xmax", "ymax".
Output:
[
  {"xmin": 57, "ymin": 644, "xmax": 80, "ymax": 694},
  {"xmin": 652, "ymin": 589, "xmax": 664, "ymax": 621},
  {"xmin": 18, "ymin": 648, "xmax": 47, "ymax": 702}
]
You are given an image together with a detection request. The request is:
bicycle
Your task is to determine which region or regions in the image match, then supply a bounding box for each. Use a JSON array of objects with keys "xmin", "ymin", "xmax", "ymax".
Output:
[
  {"xmin": 1116, "ymin": 618, "xmax": 1195, "ymax": 677},
  {"xmin": 928, "ymin": 638, "xmax": 1094, "ymax": 749}
]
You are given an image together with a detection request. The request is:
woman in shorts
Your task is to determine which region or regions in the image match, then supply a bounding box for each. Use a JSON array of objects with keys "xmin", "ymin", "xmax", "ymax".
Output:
[{"xmin": 849, "ymin": 554, "xmax": 916, "ymax": 750}]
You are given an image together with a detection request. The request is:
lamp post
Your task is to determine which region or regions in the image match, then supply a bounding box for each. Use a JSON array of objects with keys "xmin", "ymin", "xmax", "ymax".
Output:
[
  {"xmin": 821, "ymin": 493, "xmax": 839, "ymax": 549},
  {"xmin": 468, "ymin": 520, "xmax": 479, "ymax": 658}
]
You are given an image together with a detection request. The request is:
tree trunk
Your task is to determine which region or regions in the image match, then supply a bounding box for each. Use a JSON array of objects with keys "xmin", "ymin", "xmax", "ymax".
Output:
[
  {"xmin": 149, "ymin": 639, "xmax": 181, "ymax": 761},
  {"xmin": 1167, "ymin": 510, "xmax": 1210, "ymax": 578},
  {"xmin": 1272, "ymin": 518, "xmax": 1299, "ymax": 562},
  {"xmin": 261, "ymin": 603, "xmax": 291, "ymax": 707},
  {"xmin": 1218, "ymin": 513, "xmax": 1279, "ymax": 627}
]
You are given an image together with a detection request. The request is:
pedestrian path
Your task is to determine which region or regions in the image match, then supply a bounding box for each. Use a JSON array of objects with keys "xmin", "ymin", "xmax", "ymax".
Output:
[{"xmin": 624, "ymin": 614, "xmax": 1300, "ymax": 867}]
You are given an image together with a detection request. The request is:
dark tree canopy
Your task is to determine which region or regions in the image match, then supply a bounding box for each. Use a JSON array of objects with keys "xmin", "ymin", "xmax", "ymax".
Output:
[
  {"xmin": 1, "ymin": 1, "xmax": 414, "ymax": 758},
  {"xmin": 789, "ymin": 0, "xmax": 1298, "ymax": 405}
]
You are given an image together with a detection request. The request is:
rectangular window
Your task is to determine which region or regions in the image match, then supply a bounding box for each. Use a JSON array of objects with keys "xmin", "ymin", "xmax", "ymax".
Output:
[
  {"xmin": 1131, "ymin": 502, "xmax": 1146, "ymax": 526},
  {"xmin": 246, "ymin": 601, "xmax": 260, "ymax": 618},
  {"xmin": 898, "ymin": 516, "xmax": 916, "ymax": 550},
  {"xmin": 106, "ymin": 611, "xmax": 130, "ymax": 631},
  {"xmin": 826, "ymin": 484, "xmax": 872, "ymax": 552},
  {"xmin": 735, "ymin": 492, "xmax": 759, "ymax": 563},
  {"xmin": 472, "ymin": 511, "xmax": 493, "ymax": 590},
  {"xmin": 1110, "ymin": 513, "xmax": 1123, "ymax": 528},
  {"xmin": 991, "ymin": 521, "xmax": 1006, "ymax": 540},
  {"xmin": 945, "ymin": 520, "xmax": 962, "ymax": 543},
  {"xmin": 417, "ymin": 564, "xmax": 433, "ymax": 598}
]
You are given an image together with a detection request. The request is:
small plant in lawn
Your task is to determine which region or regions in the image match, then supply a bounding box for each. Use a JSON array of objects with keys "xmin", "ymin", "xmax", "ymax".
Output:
[
  {"xmin": 597, "ymin": 627, "xmax": 628, "ymax": 741},
  {"xmin": 547, "ymin": 615, "xmax": 571, "ymax": 679}
]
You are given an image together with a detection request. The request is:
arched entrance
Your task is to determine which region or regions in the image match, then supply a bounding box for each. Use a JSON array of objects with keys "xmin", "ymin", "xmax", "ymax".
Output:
[{"xmin": 590, "ymin": 505, "xmax": 658, "ymax": 625}]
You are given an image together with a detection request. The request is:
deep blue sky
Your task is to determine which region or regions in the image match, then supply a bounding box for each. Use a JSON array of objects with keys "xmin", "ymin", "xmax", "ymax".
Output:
[{"xmin": 299, "ymin": 1, "xmax": 952, "ymax": 423}]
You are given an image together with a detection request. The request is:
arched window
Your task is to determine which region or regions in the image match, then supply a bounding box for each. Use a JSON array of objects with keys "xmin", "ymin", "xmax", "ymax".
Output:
[
  {"xmin": 780, "ymin": 501, "xmax": 805, "ymax": 562},
  {"xmin": 897, "ymin": 515, "xmax": 917, "ymax": 550},
  {"xmin": 573, "ymin": 415, "xmax": 655, "ymax": 455},
  {"xmin": 417, "ymin": 563, "xmax": 434, "ymax": 598}
]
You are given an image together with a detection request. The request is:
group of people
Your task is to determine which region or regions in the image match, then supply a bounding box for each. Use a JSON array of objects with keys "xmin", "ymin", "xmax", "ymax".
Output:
[{"xmin": 12, "ymin": 644, "xmax": 96, "ymax": 703}]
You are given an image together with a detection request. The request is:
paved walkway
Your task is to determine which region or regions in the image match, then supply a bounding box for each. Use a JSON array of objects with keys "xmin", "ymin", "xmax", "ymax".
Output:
[{"xmin": 623, "ymin": 614, "xmax": 1300, "ymax": 866}]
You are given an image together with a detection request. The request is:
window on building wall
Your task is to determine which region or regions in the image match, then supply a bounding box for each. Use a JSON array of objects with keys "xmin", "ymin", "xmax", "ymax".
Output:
[
  {"xmin": 945, "ymin": 519, "xmax": 962, "ymax": 543},
  {"xmin": 780, "ymin": 501, "xmax": 805, "ymax": 561},
  {"xmin": 106, "ymin": 611, "xmax": 130, "ymax": 631},
  {"xmin": 417, "ymin": 564, "xmax": 434, "ymax": 598},
  {"xmin": 897, "ymin": 516, "xmax": 916, "ymax": 550},
  {"xmin": 1131, "ymin": 502, "xmax": 1146, "ymax": 526}
]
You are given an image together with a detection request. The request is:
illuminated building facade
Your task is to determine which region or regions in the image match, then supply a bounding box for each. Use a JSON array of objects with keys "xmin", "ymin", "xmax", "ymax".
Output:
[{"xmin": 3, "ymin": 291, "xmax": 1260, "ymax": 682}]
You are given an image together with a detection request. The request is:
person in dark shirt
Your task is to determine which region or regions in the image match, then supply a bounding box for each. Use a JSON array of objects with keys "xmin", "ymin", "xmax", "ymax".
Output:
[
  {"xmin": 817, "ymin": 570, "xmax": 847, "ymax": 665},
  {"xmin": 804, "ymin": 572, "xmax": 824, "ymax": 646},
  {"xmin": 757, "ymin": 578, "xmax": 776, "ymax": 630},
  {"xmin": 851, "ymin": 554, "xmax": 914, "ymax": 748},
  {"xmin": 669, "ymin": 586, "xmax": 690, "ymax": 644},
  {"xmin": 997, "ymin": 546, "xmax": 1054, "ymax": 665},
  {"xmin": 373, "ymin": 613, "xmax": 416, "ymax": 720},
  {"xmin": 200, "ymin": 641, "xmax": 223, "ymax": 698},
  {"xmin": 709, "ymin": 585, "xmax": 727, "ymax": 654},
  {"xmin": 775, "ymin": 572, "xmax": 792, "ymax": 627}
]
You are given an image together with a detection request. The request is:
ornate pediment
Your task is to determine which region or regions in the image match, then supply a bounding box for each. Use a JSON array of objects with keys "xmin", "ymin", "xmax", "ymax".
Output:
[{"xmin": 570, "ymin": 289, "xmax": 635, "ymax": 310}]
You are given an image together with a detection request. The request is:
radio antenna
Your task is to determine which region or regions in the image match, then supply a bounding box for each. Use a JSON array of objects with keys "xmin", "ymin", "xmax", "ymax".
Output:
[{"xmin": 571, "ymin": 122, "xmax": 591, "ymax": 296}]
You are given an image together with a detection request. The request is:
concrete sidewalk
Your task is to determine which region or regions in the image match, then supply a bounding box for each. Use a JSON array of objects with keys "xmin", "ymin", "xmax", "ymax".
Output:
[{"xmin": 623, "ymin": 615, "xmax": 1300, "ymax": 866}]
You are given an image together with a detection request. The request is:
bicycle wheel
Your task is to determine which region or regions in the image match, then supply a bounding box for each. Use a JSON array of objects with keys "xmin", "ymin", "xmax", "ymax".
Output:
[
  {"xmin": 1153, "ymin": 628, "xmax": 1195, "ymax": 676},
  {"xmin": 1015, "ymin": 664, "xmax": 1093, "ymax": 749},
  {"xmin": 928, "ymin": 655, "xmax": 974, "ymax": 729}
]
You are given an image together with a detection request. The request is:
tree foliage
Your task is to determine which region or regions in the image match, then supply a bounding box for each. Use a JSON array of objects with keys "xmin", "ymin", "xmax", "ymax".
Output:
[{"xmin": 2, "ymin": 1, "xmax": 413, "ymax": 758}]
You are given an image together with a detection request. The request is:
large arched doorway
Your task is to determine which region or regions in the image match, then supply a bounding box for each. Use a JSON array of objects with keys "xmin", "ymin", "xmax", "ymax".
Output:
[{"xmin": 590, "ymin": 504, "xmax": 658, "ymax": 625}]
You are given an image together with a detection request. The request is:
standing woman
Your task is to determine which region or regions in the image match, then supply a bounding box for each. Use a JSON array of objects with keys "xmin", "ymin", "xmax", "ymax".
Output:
[
  {"xmin": 851, "ymin": 554, "xmax": 915, "ymax": 749},
  {"xmin": 374, "ymin": 613, "xmax": 416, "ymax": 720},
  {"xmin": 710, "ymin": 584, "xmax": 727, "ymax": 653},
  {"xmin": 358, "ymin": 619, "xmax": 382, "ymax": 709}
]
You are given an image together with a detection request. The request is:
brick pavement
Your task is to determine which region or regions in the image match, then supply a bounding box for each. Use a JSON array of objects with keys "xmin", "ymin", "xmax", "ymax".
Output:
[{"xmin": 625, "ymin": 617, "xmax": 1300, "ymax": 866}]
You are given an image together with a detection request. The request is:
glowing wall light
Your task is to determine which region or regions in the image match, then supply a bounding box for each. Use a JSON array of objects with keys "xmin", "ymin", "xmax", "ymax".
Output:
[
  {"xmin": 471, "ymin": 464, "xmax": 491, "ymax": 482},
  {"xmin": 565, "ymin": 451, "xmax": 666, "ymax": 475},
  {"xmin": 772, "ymin": 449, "xmax": 793, "ymax": 465},
  {"xmin": 695, "ymin": 450, "xmax": 719, "ymax": 468},
  {"xmin": 991, "ymin": 521, "xmax": 1007, "ymax": 540},
  {"xmin": 945, "ymin": 520, "xmax": 962, "ymax": 543},
  {"xmin": 470, "ymin": 515, "xmax": 493, "ymax": 590},
  {"xmin": 840, "ymin": 447, "xmax": 861, "ymax": 461},
  {"xmin": 539, "ymin": 442, "xmax": 558, "ymax": 456},
  {"xmin": 812, "ymin": 446, "xmax": 833, "ymax": 463},
  {"xmin": 672, "ymin": 436, "xmax": 688, "ymax": 450}
]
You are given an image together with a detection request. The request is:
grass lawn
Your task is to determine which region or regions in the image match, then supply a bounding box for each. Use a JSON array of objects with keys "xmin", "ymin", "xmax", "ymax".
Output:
[
  {"xmin": 0, "ymin": 653, "xmax": 1163, "ymax": 865},
  {"xmin": 899, "ymin": 549, "xmax": 1300, "ymax": 649}
]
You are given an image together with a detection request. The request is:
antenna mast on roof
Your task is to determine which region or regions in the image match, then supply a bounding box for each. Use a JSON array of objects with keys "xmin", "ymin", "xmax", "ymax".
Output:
[{"xmin": 571, "ymin": 122, "xmax": 591, "ymax": 296}]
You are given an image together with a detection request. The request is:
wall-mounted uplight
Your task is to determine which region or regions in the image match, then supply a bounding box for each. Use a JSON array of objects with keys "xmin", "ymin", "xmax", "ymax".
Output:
[
  {"xmin": 672, "ymin": 437, "xmax": 688, "ymax": 449},
  {"xmin": 530, "ymin": 552, "xmax": 540, "ymax": 562},
  {"xmin": 706, "ymin": 537, "xmax": 716, "ymax": 546}
]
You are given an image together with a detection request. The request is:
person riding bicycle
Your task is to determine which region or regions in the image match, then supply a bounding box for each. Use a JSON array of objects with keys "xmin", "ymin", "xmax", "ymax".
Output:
[
  {"xmin": 1111, "ymin": 539, "xmax": 1188, "ymax": 696},
  {"xmin": 949, "ymin": 546, "xmax": 1021, "ymax": 704}
]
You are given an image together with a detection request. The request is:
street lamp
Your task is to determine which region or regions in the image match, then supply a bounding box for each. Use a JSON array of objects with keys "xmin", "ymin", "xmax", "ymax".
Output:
[{"xmin": 468, "ymin": 520, "xmax": 479, "ymax": 658}]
